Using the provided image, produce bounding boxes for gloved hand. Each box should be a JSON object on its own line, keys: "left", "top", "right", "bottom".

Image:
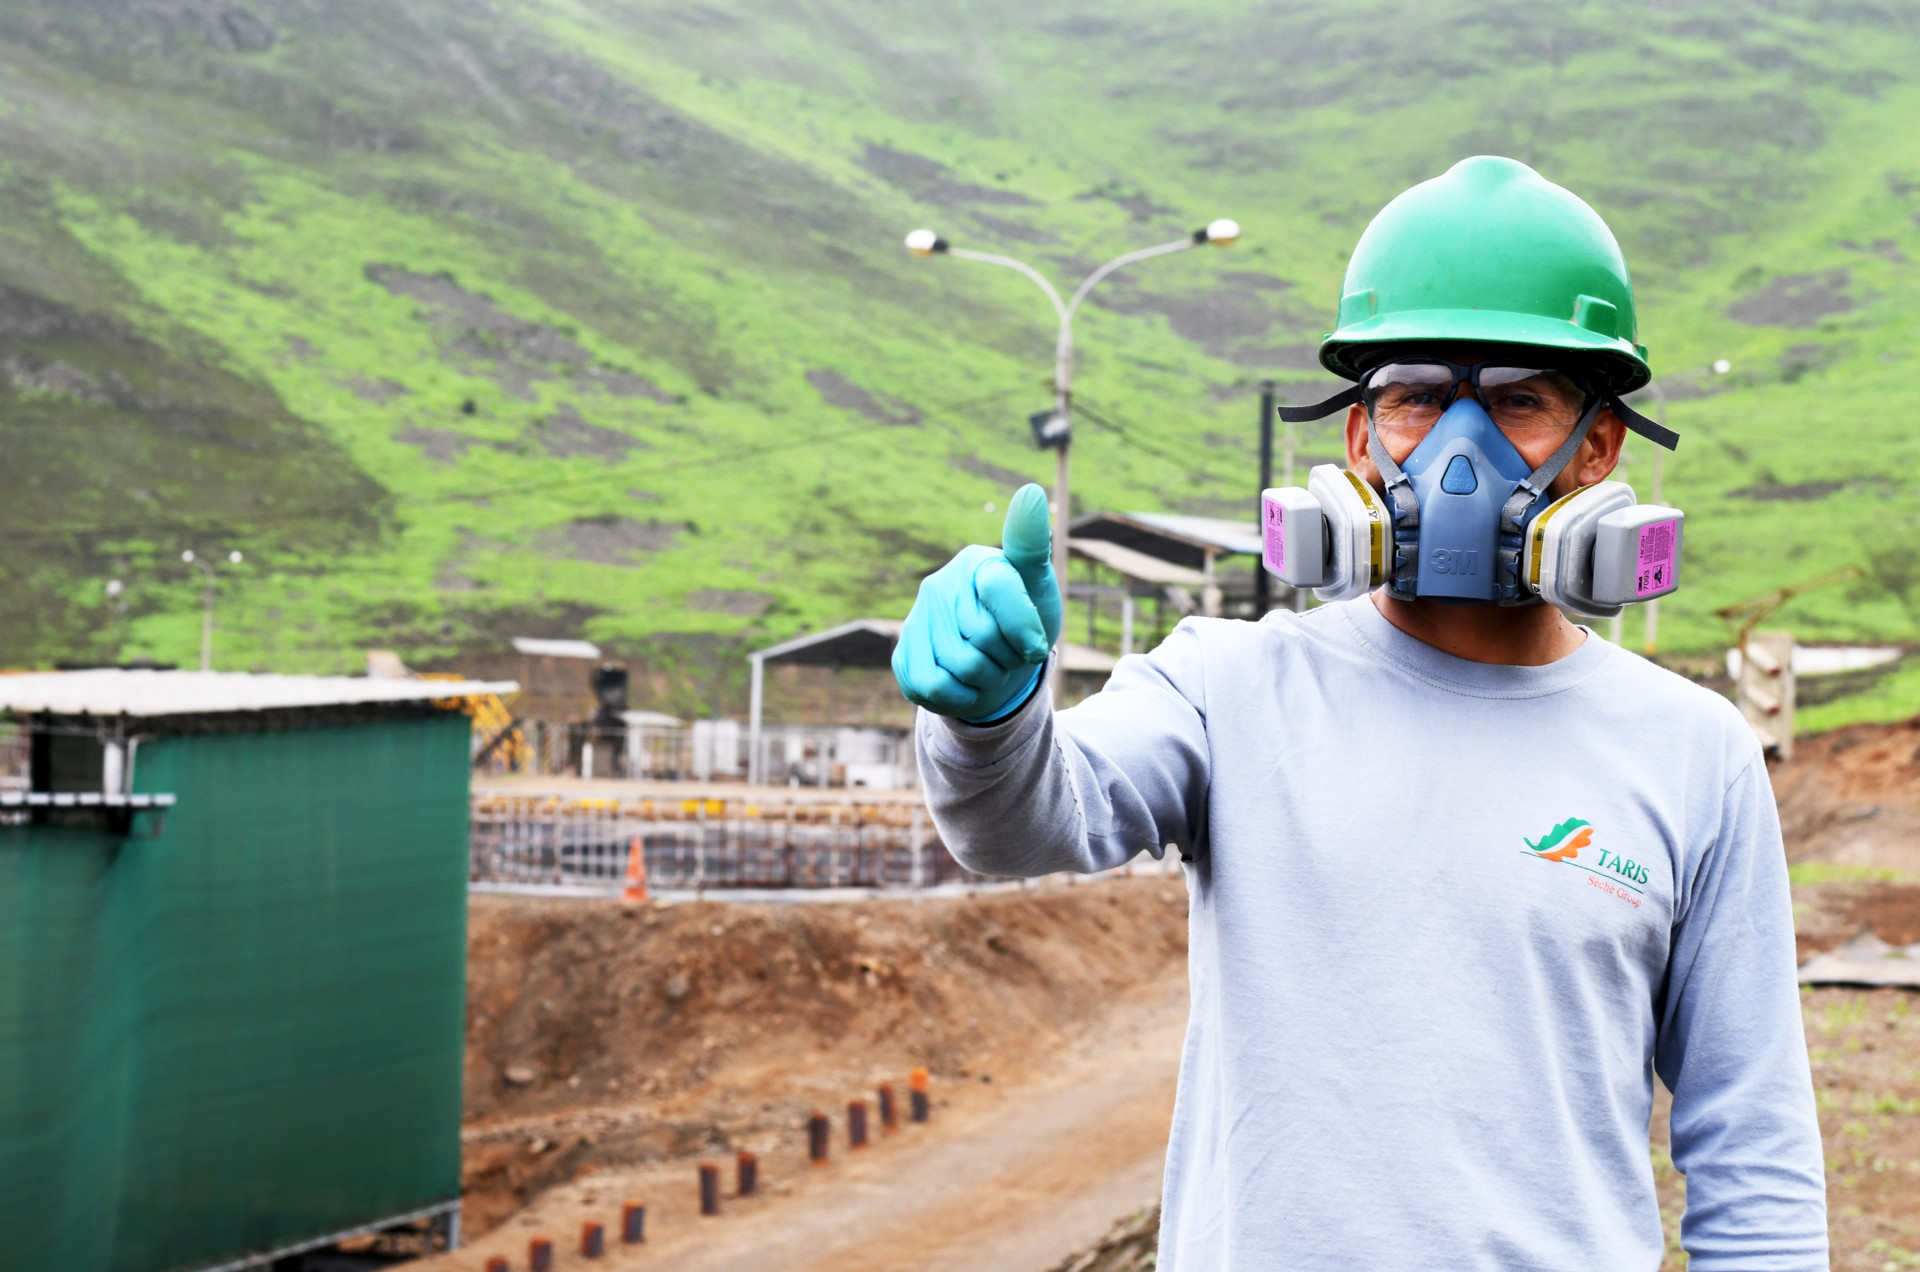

{"left": 893, "top": 482, "right": 1063, "bottom": 723}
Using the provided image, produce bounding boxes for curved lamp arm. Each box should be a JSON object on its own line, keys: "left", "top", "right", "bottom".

{"left": 1065, "top": 238, "right": 1195, "bottom": 322}
{"left": 904, "top": 221, "right": 1238, "bottom": 394}
{"left": 944, "top": 247, "right": 1070, "bottom": 325}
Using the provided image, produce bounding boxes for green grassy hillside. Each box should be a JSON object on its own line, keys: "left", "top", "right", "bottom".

{"left": 4, "top": 0, "right": 1920, "bottom": 716}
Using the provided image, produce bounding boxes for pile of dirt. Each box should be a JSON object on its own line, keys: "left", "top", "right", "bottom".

{"left": 1769, "top": 719, "right": 1920, "bottom": 958}
{"left": 1773, "top": 719, "right": 1920, "bottom": 871}
{"left": 461, "top": 876, "right": 1188, "bottom": 1234}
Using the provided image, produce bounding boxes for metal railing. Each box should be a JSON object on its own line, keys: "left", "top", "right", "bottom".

{"left": 469, "top": 791, "right": 985, "bottom": 892}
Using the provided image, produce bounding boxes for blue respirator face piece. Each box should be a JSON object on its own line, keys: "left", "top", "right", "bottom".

{"left": 1394, "top": 398, "right": 1536, "bottom": 603}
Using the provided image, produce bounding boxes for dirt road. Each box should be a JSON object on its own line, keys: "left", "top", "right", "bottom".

{"left": 427, "top": 966, "right": 1181, "bottom": 1272}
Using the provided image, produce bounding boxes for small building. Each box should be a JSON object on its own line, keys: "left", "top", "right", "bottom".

{"left": 0, "top": 668, "right": 512, "bottom": 1270}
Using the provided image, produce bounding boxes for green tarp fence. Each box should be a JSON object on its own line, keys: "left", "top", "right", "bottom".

{"left": 0, "top": 714, "right": 470, "bottom": 1271}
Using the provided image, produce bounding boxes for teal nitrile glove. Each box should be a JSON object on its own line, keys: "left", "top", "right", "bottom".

{"left": 893, "top": 483, "right": 1064, "bottom": 723}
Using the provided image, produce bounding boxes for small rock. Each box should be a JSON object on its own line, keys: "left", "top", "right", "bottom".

{"left": 568, "top": 1074, "right": 582, "bottom": 1088}
{"left": 665, "top": 975, "right": 690, "bottom": 1004}
{"left": 504, "top": 1065, "right": 538, "bottom": 1086}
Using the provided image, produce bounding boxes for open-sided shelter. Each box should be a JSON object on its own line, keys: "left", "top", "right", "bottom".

{"left": 0, "top": 668, "right": 512, "bottom": 1271}
{"left": 1069, "top": 510, "right": 1268, "bottom": 617}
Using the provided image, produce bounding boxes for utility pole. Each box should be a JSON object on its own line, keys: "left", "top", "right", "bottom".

{"left": 1253, "top": 380, "right": 1274, "bottom": 616}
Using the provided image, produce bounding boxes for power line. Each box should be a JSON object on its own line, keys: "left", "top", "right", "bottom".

{"left": 1071, "top": 396, "right": 1236, "bottom": 485}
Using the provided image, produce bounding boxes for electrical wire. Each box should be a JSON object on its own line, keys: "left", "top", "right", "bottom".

{"left": 1070, "top": 396, "right": 1241, "bottom": 485}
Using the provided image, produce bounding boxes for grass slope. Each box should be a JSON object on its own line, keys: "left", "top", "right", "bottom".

{"left": 2, "top": 0, "right": 1920, "bottom": 717}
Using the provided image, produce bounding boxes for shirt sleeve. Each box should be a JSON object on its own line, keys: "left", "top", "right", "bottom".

{"left": 914, "top": 620, "right": 1212, "bottom": 877}
{"left": 1654, "top": 755, "right": 1828, "bottom": 1270}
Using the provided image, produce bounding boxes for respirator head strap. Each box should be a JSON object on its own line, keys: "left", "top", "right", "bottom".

{"left": 1496, "top": 393, "right": 1603, "bottom": 603}
{"left": 1498, "top": 391, "right": 1606, "bottom": 539}
{"left": 1610, "top": 395, "right": 1680, "bottom": 451}
{"left": 1364, "top": 411, "right": 1421, "bottom": 597}
{"left": 1276, "top": 384, "right": 1363, "bottom": 423}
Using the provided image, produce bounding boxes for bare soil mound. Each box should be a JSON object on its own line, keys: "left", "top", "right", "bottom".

{"left": 1773, "top": 720, "right": 1920, "bottom": 873}
{"left": 1770, "top": 719, "right": 1920, "bottom": 958}
{"left": 460, "top": 876, "right": 1188, "bottom": 1234}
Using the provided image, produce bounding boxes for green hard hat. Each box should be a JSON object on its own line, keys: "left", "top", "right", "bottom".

{"left": 1319, "top": 156, "right": 1650, "bottom": 393}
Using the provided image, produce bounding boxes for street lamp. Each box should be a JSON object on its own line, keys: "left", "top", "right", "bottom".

{"left": 904, "top": 219, "right": 1241, "bottom": 702}
{"left": 182, "top": 549, "right": 243, "bottom": 671}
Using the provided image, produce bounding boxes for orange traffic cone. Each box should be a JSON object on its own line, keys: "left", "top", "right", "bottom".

{"left": 622, "top": 836, "right": 649, "bottom": 905}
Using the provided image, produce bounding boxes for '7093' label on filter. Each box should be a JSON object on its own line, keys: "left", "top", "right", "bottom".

{"left": 1635, "top": 519, "right": 1677, "bottom": 597}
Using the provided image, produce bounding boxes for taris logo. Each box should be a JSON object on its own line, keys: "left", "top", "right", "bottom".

{"left": 1525, "top": 817, "right": 1591, "bottom": 862}
{"left": 1522, "top": 817, "right": 1648, "bottom": 900}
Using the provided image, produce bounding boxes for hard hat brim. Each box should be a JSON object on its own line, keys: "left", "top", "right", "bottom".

{"left": 1320, "top": 308, "right": 1651, "bottom": 394}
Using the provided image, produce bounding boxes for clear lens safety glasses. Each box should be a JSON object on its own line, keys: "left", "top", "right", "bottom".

{"left": 1362, "top": 359, "right": 1595, "bottom": 433}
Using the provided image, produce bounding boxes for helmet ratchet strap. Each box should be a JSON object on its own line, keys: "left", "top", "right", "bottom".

{"left": 1275, "top": 385, "right": 1362, "bottom": 424}
{"left": 1610, "top": 396, "right": 1680, "bottom": 451}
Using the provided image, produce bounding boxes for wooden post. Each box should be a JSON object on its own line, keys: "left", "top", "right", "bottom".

{"left": 1737, "top": 630, "right": 1796, "bottom": 760}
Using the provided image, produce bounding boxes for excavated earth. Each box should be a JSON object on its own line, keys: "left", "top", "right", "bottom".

{"left": 456, "top": 874, "right": 1189, "bottom": 1240}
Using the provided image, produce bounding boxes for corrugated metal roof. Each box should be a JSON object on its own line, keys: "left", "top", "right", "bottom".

{"left": 0, "top": 670, "right": 519, "bottom": 717}
{"left": 1069, "top": 511, "right": 1262, "bottom": 570}
{"left": 1069, "top": 537, "right": 1211, "bottom": 586}
{"left": 1113, "top": 512, "right": 1262, "bottom": 556}
{"left": 750, "top": 619, "right": 904, "bottom": 667}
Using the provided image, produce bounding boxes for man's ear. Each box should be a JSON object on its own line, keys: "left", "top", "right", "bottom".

{"left": 1571, "top": 409, "right": 1628, "bottom": 487}
{"left": 1344, "top": 404, "right": 1381, "bottom": 486}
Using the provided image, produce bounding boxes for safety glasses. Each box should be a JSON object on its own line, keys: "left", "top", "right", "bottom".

{"left": 1361, "top": 359, "right": 1595, "bottom": 433}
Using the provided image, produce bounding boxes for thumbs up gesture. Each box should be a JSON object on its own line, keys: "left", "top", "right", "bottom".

{"left": 893, "top": 483, "right": 1064, "bottom": 722}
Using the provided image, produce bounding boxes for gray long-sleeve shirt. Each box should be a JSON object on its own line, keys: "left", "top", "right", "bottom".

{"left": 916, "top": 597, "right": 1826, "bottom": 1271}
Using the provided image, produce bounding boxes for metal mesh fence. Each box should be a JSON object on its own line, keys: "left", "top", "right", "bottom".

{"left": 470, "top": 792, "right": 986, "bottom": 891}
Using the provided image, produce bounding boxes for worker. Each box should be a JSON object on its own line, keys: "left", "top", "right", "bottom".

{"left": 893, "top": 157, "right": 1825, "bottom": 1269}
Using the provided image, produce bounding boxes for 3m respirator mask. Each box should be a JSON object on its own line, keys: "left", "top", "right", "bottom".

{"left": 1260, "top": 357, "right": 1684, "bottom": 616}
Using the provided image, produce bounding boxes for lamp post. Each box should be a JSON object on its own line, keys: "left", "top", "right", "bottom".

{"left": 182, "top": 549, "right": 243, "bottom": 671}
{"left": 904, "top": 218, "right": 1241, "bottom": 702}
